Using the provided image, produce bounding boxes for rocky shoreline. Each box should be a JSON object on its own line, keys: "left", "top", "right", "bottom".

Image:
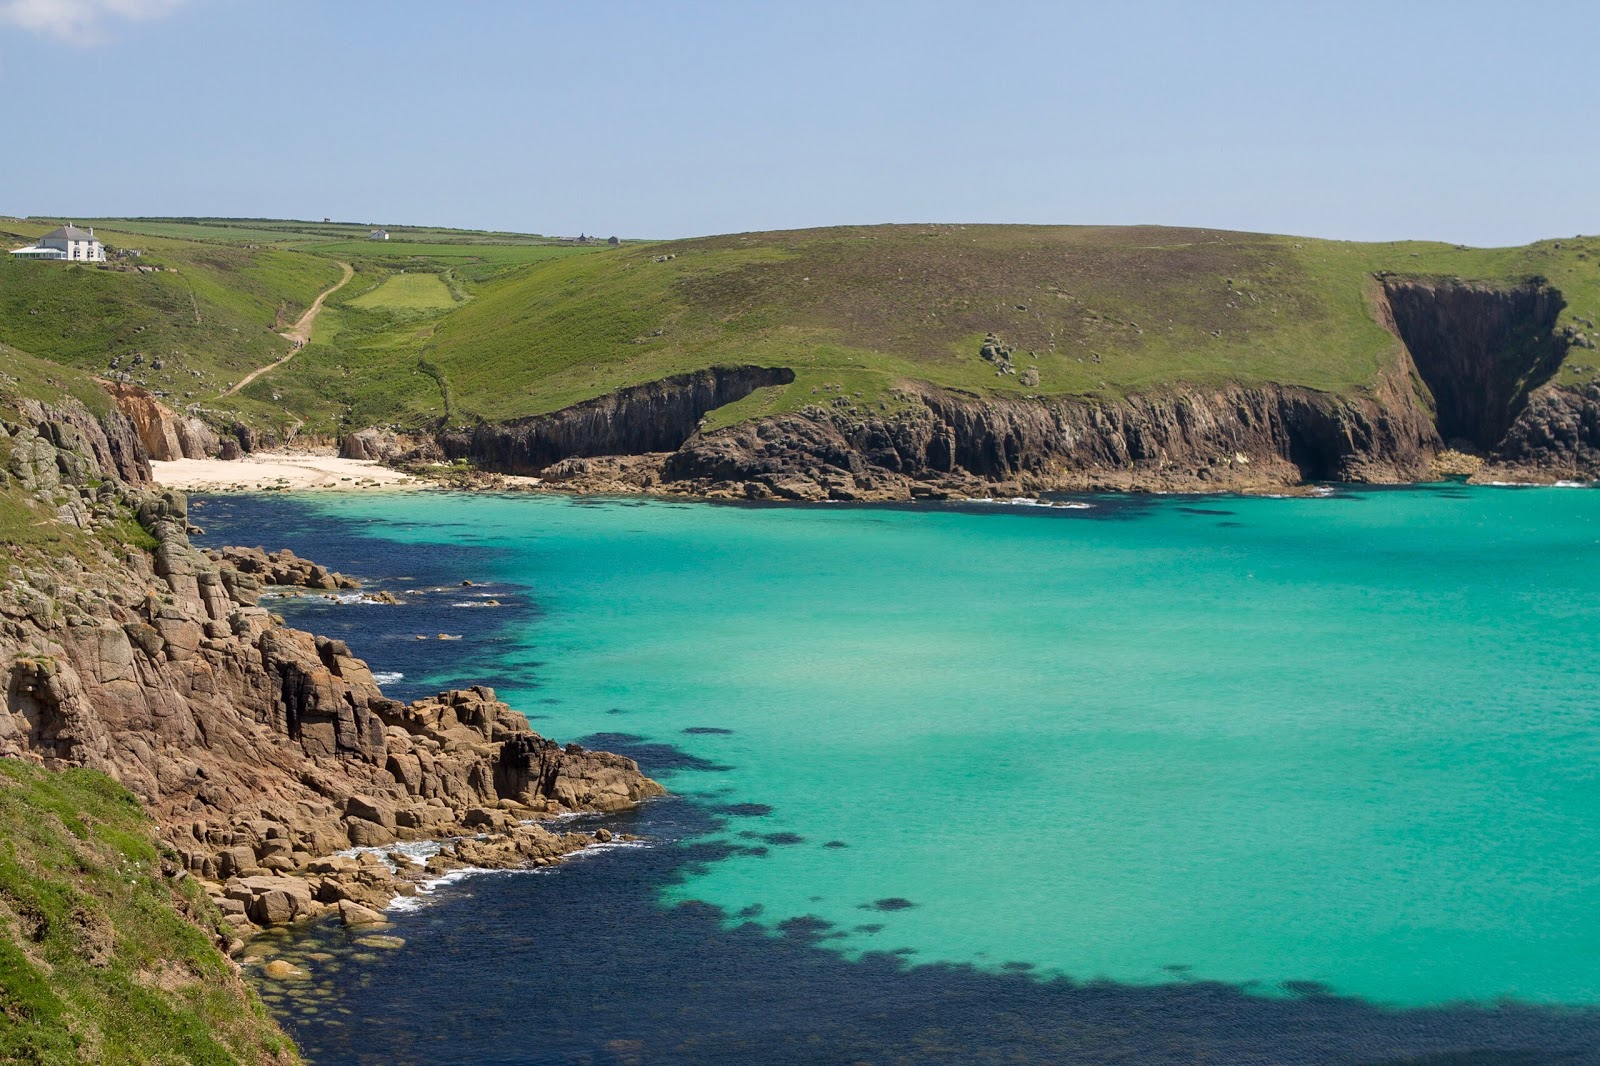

{"left": 1, "top": 393, "right": 663, "bottom": 970}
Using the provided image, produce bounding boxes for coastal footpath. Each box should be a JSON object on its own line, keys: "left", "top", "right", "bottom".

{"left": 0, "top": 378, "right": 661, "bottom": 1061}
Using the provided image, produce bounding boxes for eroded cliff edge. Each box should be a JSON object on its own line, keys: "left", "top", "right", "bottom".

{"left": 339, "top": 274, "right": 1600, "bottom": 500}
{"left": 1, "top": 391, "right": 663, "bottom": 952}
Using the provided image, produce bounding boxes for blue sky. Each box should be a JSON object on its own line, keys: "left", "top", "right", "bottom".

{"left": 0, "top": 0, "right": 1591, "bottom": 245}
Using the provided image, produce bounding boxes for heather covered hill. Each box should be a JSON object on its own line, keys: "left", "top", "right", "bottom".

{"left": 422, "top": 224, "right": 1600, "bottom": 426}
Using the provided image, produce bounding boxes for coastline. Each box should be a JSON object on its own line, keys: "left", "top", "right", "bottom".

{"left": 154, "top": 447, "right": 1595, "bottom": 502}
{"left": 151, "top": 452, "right": 425, "bottom": 491}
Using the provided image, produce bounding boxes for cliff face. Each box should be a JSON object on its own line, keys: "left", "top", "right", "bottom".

{"left": 1, "top": 396, "right": 662, "bottom": 944}
{"left": 1380, "top": 278, "right": 1568, "bottom": 451}
{"left": 103, "top": 381, "right": 222, "bottom": 461}
{"left": 357, "top": 274, "right": 1600, "bottom": 497}
{"left": 436, "top": 365, "right": 795, "bottom": 475}
{"left": 660, "top": 369, "right": 1438, "bottom": 500}
{"left": 427, "top": 359, "right": 1440, "bottom": 501}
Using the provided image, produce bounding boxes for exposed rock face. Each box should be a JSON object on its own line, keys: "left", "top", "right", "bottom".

{"left": 1, "top": 401, "right": 663, "bottom": 940}
{"left": 104, "top": 381, "right": 219, "bottom": 460}
{"left": 659, "top": 371, "right": 1438, "bottom": 500}
{"left": 204, "top": 544, "right": 359, "bottom": 591}
{"left": 1381, "top": 278, "right": 1567, "bottom": 451}
{"left": 436, "top": 365, "right": 795, "bottom": 475}
{"left": 340, "top": 427, "right": 401, "bottom": 461}
{"left": 1496, "top": 380, "right": 1600, "bottom": 474}
{"left": 14, "top": 395, "right": 151, "bottom": 486}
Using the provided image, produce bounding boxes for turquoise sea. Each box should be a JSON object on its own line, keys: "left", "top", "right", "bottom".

{"left": 204, "top": 485, "right": 1600, "bottom": 1061}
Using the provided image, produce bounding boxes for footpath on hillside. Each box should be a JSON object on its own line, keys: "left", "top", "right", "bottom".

{"left": 221, "top": 260, "right": 353, "bottom": 398}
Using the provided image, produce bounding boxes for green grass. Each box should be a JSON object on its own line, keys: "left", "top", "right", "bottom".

{"left": 345, "top": 272, "right": 459, "bottom": 312}
{"left": 406, "top": 224, "right": 1600, "bottom": 425}
{"left": 0, "top": 760, "right": 297, "bottom": 1065}
{"left": 10, "top": 219, "right": 1600, "bottom": 442}
{"left": 0, "top": 221, "right": 342, "bottom": 406}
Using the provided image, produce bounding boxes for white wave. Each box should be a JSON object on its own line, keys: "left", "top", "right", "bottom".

{"left": 386, "top": 866, "right": 509, "bottom": 912}
{"left": 336, "top": 838, "right": 447, "bottom": 872}
{"left": 961, "top": 497, "right": 1093, "bottom": 509}
{"left": 371, "top": 671, "right": 404, "bottom": 685}
{"left": 1481, "top": 478, "right": 1594, "bottom": 488}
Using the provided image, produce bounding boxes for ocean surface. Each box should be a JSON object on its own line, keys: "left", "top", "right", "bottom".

{"left": 193, "top": 485, "right": 1600, "bottom": 1064}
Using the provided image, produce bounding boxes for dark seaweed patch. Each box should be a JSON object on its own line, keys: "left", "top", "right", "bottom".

{"left": 761, "top": 833, "right": 805, "bottom": 846}
{"left": 579, "top": 734, "right": 733, "bottom": 774}
{"left": 683, "top": 726, "right": 735, "bottom": 735}
{"left": 777, "top": 916, "right": 837, "bottom": 942}
{"left": 717, "top": 803, "right": 774, "bottom": 818}
{"left": 822, "top": 840, "right": 849, "bottom": 849}
{"left": 1179, "top": 507, "right": 1236, "bottom": 516}
{"left": 865, "top": 898, "right": 916, "bottom": 912}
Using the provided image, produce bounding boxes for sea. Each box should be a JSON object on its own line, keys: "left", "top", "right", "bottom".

{"left": 191, "top": 484, "right": 1600, "bottom": 1064}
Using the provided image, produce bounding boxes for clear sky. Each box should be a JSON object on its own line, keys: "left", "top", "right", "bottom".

{"left": 0, "top": 0, "right": 1592, "bottom": 246}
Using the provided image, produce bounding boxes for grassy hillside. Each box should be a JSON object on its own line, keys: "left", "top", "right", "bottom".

{"left": 0, "top": 760, "right": 295, "bottom": 1065}
{"left": 417, "top": 225, "right": 1600, "bottom": 427}
{"left": 0, "top": 221, "right": 342, "bottom": 403}
{"left": 6, "top": 219, "right": 1600, "bottom": 441}
{"left": 0, "top": 217, "right": 624, "bottom": 438}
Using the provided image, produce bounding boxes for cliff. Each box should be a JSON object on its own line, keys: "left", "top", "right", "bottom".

{"left": 0, "top": 383, "right": 664, "bottom": 1059}
{"left": 344, "top": 273, "right": 1600, "bottom": 499}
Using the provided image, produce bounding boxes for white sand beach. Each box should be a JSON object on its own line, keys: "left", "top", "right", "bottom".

{"left": 151, "top": 453, "right": 422, "bottom": 492}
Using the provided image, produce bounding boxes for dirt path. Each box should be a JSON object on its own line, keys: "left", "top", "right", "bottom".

{"left": 221, "top": 261, "right": 353, "bottom": 398}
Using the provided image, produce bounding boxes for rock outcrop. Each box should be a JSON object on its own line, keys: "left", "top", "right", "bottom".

{"left": 104, "top": 381, "right": 221, "bottom": 460}
{"left": 1, "top": 394, "right": 663, "bottom": 943}
{"left": 204, "top": 544, "right": 359, "bottom": 591}
{"left": 436, "top": 365, "right": 795, "bottom": 475}
{"left": 656, "top": 369, "right": 1438, "bottom": 500}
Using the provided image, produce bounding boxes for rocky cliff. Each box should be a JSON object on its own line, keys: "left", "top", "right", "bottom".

{"left": 435, "top": 365, "right": 795, "bottom": 475}
{"left": 103, "top": 381, "right": 224, "bottom": 461}
{"left": 1, "top": 392, "right": 663, "bottom": 948}
{"left": 340, "top": 273, "right": 1600, "bottom": 498}
{"left": 412, "top": 357, "right": 1442, "bottom": 501}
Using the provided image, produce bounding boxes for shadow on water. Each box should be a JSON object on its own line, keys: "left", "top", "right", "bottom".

{"left": 256, "top": 790, "right": 1600, "bottom": 1066}
{"left": 209, "top": 494, "right": 1600, "bottom": 1064}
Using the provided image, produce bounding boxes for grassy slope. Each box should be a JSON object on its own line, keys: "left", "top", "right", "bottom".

{"left": 418, "top": 225, "right": 1600, "bottom": 427}
{"left": 9, "top": 219, "right": 1600, "bottom": 438}
{"left": 0, "top": 217, "right": 618, "bottom": 437}
{"left": 0, "top": 761, "right": 296, "bottom": 1065}
{"left": 0, "top": 221, "right": 342, "bottom": 404}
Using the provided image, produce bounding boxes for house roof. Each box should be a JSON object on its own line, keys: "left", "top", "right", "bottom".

{"left": 41, "top": 225, "right": 96, "bottom": 241}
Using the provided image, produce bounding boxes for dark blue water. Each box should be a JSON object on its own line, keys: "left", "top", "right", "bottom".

{"left": 197, "top": 492, "right": 1600, "bottom": 1065}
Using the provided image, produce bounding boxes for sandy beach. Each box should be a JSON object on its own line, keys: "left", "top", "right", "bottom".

{"left": 151, "top": 453, "right": 423, "bottom": 492}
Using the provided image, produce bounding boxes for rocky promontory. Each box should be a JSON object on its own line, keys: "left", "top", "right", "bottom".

{"left": 1, "top": 390, "right": 663, "bottom": 955}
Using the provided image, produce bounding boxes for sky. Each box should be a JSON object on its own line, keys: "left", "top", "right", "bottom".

{"left": 0, "top": 0, "right": 1592, "bottom": 246}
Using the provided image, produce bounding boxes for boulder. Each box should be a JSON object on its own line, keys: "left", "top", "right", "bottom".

{"left": 337, "top": 900, "right": 388, "bottom": 927}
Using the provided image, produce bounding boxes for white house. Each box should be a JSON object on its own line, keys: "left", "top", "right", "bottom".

{"left": 368, "top": 228, "right": 390, "bottom": 241}
{"left": 10, "top": 225, "right": 106, "bottom": 262}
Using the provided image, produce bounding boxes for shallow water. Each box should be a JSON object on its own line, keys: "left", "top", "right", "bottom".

{"left": 196, "top": 486, "right": 1600, "bottom": 1062}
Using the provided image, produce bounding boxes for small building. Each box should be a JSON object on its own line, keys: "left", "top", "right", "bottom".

{"left": 368, "top": 228, "right": 390, "bottom": 241}
{"left": 10, "top": 224, "right": 106, "bottom": 262}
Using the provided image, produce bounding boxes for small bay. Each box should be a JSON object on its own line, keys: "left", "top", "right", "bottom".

{"left": 201, "top": 485, "right": 1600, "bottom": 1060}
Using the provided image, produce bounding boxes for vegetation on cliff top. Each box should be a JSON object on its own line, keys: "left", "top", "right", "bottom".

{"left": 422, "top": 225, "right": 1600, "bottom": 427}
{"left": 0, "top": 760, "right": 296, "bottom": 1065}
{"left": 5, "top": 218, "right": 1600, "bottom": 441}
